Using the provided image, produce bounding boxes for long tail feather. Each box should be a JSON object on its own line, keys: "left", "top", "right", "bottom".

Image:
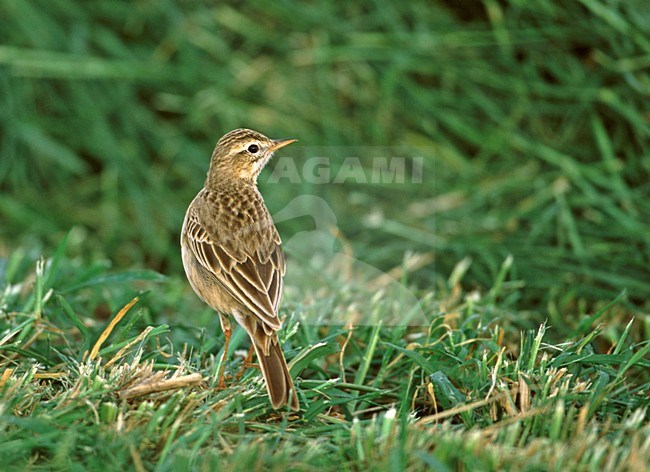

{"left": 253, "top": 339, "right": 299, "bottom": 411}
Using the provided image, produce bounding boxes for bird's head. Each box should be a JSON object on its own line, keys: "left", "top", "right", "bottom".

{"left": 206, "top": 128, "right": 296, "bottom": 185}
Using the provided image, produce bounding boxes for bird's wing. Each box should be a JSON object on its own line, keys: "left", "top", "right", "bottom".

{"left": 184, "top": 209, "right": 285, "bottom": 331}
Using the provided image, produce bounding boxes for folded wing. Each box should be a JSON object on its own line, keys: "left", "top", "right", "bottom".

{"left": 184, "top": 210, "right": 285, "bottom": 332}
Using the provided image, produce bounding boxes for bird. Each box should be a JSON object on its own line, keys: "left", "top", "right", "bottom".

{"left": 180, "top": 128, "right": 299, "bottom": 411}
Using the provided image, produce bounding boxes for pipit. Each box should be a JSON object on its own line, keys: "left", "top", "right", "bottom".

{"left": 181, "top": 128, "right": 299, "bottom": 411}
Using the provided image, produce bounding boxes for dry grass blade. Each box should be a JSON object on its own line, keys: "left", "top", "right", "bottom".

{"left": 0, "top": 368, "right": 15, "bottom": 387}
{"left": 88, "top": 296, "right": 139, "bottom": 362}
{"left": 129, "top": 444, "right": 146, "bottom": 472}
{"left": 415, "top": 389, "right": 515, "bottom": 427}
{"left": 105, "top": 326, "right": 154, "bottom": 369}
{"left": 119, "top": 373, "right": 203, "bottom": 399}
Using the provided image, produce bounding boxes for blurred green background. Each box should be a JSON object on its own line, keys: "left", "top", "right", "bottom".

{"left": 1, "top": 0, "right": 649, "bottom": 310}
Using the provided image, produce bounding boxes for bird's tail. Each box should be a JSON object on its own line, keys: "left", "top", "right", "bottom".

{"left": 253, "top": 337, "right": 299, "bottom": 411}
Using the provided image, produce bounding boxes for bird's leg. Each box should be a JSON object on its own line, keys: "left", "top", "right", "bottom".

{"left": 235, "top": 345, "right": 257, "bottom": 380}
{"left": 217, "top": 327, "right": 231, "bottom": 389}
{"left": 217, "top": 315, "right": 232, "bottom": 390}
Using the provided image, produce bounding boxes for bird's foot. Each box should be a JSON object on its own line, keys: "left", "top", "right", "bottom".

{"left": 235, "top": 345, "right": 259, "bottom": 380}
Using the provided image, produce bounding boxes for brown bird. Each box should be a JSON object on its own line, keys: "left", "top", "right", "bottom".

{"left": 181, "top": 128, "right": 299, "bottom": 411}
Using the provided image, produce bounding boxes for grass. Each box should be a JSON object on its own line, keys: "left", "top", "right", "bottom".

{"left": 1, "top": 0, "right": 649, "bottom": 470}
{"left": 0, "top": 244, "right": 648, "bottom": 470}
{"left": 1, "top": 0, "right": 649, "bottom": 304}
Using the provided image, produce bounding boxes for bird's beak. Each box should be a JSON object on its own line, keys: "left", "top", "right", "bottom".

{"left": 269, "top": 138, "right": 297, "bottom": 152}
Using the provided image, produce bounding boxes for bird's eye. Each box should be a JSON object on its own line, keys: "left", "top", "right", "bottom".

{"left": 247, "top": 144, "right": 259, "bottom": 154}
